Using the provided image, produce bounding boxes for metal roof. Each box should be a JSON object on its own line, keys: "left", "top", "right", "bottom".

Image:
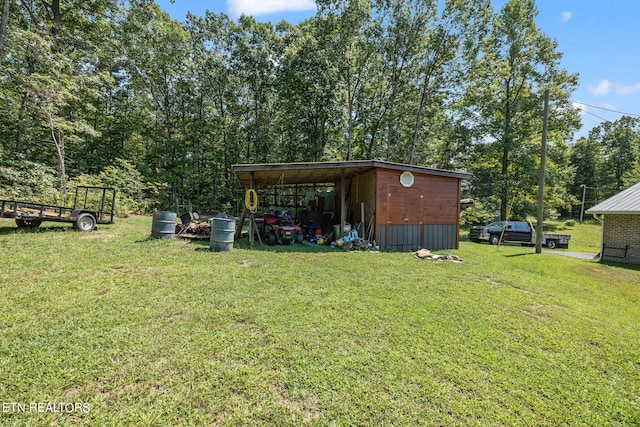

{"left": 586, "top": 181, "right": 640, "bottom": 214}
{"left": 232, "top": 160, "right": 471, "bottom": 187}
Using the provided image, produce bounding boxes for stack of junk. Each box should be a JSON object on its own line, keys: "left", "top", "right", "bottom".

{"left": 152, "top": 211, "right": 236, "bottom": 252}
{"left": 175, "top": 211, "right": 211, "bottom": 240}
{"left": 248, "top": 203, "right": 377, "bottom": 251}
{"left": 154, "top": 207, "right": 380, "bottom": 252}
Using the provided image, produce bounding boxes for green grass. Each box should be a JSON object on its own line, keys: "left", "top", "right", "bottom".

{"left": 1, "top": 217, "right": 639, "bottom": 426}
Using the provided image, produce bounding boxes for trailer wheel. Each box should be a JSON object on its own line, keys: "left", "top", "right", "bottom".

{"left": 546, "top": 239, "right": 557, "bottom": 249}
{"left": 16, "top": 219, "right": 42, "bottom": 228}
{"left": 74, "top": 213, "right": 96, "bottom": 232}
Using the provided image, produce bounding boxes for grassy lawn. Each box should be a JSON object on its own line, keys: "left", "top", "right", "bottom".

{"left": 1, "top": 216, "right": 638, "bottom": 426}
{"left": 540, "top": 220, "right": 603, "bottom": 253}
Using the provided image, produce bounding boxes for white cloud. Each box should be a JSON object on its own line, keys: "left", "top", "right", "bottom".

{"left": 588, "top": 80, "right": 611, "bottom": 96}
{"left": 588, "top": 79, "right": 640, "bottom": 96}
{"left": 616, "top": 82, "right": 640, "bottom": 95}
{"left": 227, "top": 0, "right": 316, "bottom": 17}
{"left": 560, "top": 11, "right": 572, "bottom": 23}
{"left": 571, "top": 102, "right": 587, "bottom": 115}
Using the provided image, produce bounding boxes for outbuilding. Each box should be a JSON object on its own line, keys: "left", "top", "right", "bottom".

{"left": 586, "top": 181, "right": 640, "bottom": 264}
{"left": 233, "top": 160, "right": 470, "bottom": 251}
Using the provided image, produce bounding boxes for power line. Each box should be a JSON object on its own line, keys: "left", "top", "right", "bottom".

{"left": 582, "top": 109, "right": 610, "bottom": 122}
{"left": 573, "top": 101, "right": 640, "bottom": 118}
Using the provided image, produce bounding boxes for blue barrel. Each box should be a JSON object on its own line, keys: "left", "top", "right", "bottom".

{"left": 210, "top": 217, "right": 236, "bottom": 252}
{"left": 151, "top": 211, "right": 177, "bottom": 239}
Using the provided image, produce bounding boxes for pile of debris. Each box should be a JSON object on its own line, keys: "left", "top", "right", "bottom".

{"left": 176, "top": 221, "right": 211, "bottom": 240}
{"left": 414, "top": 249, "right": 462, "bottom": 262}
{"left": 331, "top": 235, "right": 378, "bottom": 251}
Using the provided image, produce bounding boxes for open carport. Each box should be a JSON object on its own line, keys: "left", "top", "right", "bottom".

{"left": 233, "top": 160, "right": 470, "bottom": 251}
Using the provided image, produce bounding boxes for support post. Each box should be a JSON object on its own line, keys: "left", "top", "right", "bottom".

{"left": 580, "top": 184, "right": 587, "bottom": 224}
{"left": 536, "top": 90, "right": 549, "bottom": 254}
{"left": 249, "top": 172, "right": 255, "bottom": 248}
{"left": 340, "top": 170, "right": 346, "bottom": 236}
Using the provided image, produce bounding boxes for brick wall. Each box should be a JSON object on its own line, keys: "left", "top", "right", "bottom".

{"left": 602, "top": 214, "right": 640, "bottom": 264}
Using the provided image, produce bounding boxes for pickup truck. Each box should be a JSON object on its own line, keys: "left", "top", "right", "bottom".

{"left": 469, "top": 221, "right": 570, "bottom": 249}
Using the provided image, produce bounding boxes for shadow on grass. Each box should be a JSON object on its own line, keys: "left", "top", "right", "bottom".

{"left": 502, "top": 252, "right": 537, "bottom": 258}
{"left": 0, "top": 224, "right": 74, "bottom": 236}
{"left": 228, "top": 239, "right": 339, "bottom": 253}
{"left": 185, "top": 236, "right": 357, "bottom": 254}
{"left": 599, "top": 260, "right": 640, "bottom": 272}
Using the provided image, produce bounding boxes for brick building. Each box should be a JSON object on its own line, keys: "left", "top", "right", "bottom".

{"left": 587, "top": 182, "right": 640, "bottom": 264}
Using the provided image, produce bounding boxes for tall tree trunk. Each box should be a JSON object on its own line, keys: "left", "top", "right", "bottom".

{"left": 409, "top": 73, "right": 429, "bottom": 165}
{"left": 0, "top": 0, "right": 10, "bottom": 61}
{"left": 385, "top": 81, "right": 397, "bottom": 161}
{"left": 346, "top": 75, "right": 354, "bottom": 161}
{"left": 45, "top": 109, "right": 66, "bottom": 196}
{"left": 53, "top": 129, "right": 66, "bottom": 196}
{"left": 50, "top": 0, "right": 61, "bottom": 35}
{"left": 15, "top": 91, "right": 27, "bottom": 155}
{"left": 500, "top": 144, "right": 509, "bottom": 220}
{"left": 254, "top": 95, "right": 260, "bottom": 163}
{"left": 500, "top": 78, "right": 512, "bottom": 221}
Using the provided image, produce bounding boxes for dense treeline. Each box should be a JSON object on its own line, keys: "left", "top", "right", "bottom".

{"left": 0, "top": 0, "right": 639, "bottom": 220}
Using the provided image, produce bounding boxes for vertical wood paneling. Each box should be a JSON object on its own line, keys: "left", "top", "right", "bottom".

{"left": 350, "top": 169, "right": 377, "bottom": 225}
{"left": 375, "top": 167, "right": 462, "bottom": 251}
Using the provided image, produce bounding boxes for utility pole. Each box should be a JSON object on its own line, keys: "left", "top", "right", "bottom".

{"left": 536, "top": 90, "right": 549, "bottom": 254}
{"left": 579, "top": 184, "right": 587, "bottom": 224}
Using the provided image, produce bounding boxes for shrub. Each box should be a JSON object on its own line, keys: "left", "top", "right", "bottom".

{"left": 0, "top": 157, "right": 62, "bottom": 204}
{"left": 460, "top": 200, "right": 496, "bottom": 225}
{"left": 69, "top": 159, "right": 153, "bottom": 216}
{"left": 564, "top": 219, "right": 576, "bottom": 227}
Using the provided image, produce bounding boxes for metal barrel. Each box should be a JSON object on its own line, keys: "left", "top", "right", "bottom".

{"left": 210, "top": 217, "right": 236, "bottom": 252}
{"left": 151, "top": 211, "right": 177, "bottom": 239}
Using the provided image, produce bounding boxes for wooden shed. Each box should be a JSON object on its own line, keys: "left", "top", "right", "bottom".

{"left": 233, "top": 160, "right": 470, "bottom": 251}
{"left": 586, "top": 181, "right": 640, "bottom": 264}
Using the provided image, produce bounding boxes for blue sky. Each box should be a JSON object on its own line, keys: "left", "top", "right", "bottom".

{"left": 157, "top": 0, "right": 640, "bottom": 141}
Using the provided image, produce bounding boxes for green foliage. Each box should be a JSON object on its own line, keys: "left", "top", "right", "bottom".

{"left": 587, "top": 116, "right": 640, "bottom": 199}
{"left": 460, "top": 199, "right": 497, "bottom": 225}
{"left": 565, "top": 117, "right": 640, "bottom": 219}
{"left": 462, "top": 0, "right": 579, "bottom": 220}
{"left": 69, "top": 159, "right": 153, "bottom": 215}
{"left": 0, "top": 156, "right": 62, "bottom": 204}
{"left": 564, "top": 219, "right": 576, "bottom": 227}
{"left": 4, "top": 0, "right": 630, "bottom": 226}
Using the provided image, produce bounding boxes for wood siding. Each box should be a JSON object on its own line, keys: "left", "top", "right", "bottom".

{"left": 349, "top": 169, "right": 377, "bottom": 226}
{"left": 375, "top": 168, "right": 461, "bottom": 250}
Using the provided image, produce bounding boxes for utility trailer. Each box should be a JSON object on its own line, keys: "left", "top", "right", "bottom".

{"left": 0, "top": 186, "right": 116, "bottom": 231}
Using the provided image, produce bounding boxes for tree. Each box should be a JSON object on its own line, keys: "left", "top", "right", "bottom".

{"left": 186, "top": 11, "right": 246, "bottom": 208}
{"left": 588, "top": 116, "right": 640, "bottom": 198}
{"left": 463, "top": 0, "right": 579, "bottom": 220}
{"left": 1, "top": 0, "right": 120, "bottom": 195}
{"left": 568, "top": 137, "right": 601, "bottom": 216}
{"left": 274, "top": 17, "right": 340, "bottom": 161}
{"left": 119, "top": 2, "right": 194, "bottom": 205}
{"left": 0, "top": 0, "right": 9, "bottom": 61}
{"left": 230, "top": 15, "right": 282, "bottom": 163}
